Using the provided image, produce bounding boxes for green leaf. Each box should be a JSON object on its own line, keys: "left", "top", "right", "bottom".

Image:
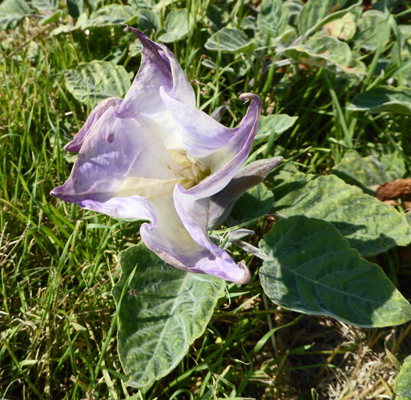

{"left": 347, "top": 87, "right": 411, "bottom": 115}
{"left": 276, "top": 26, "right": 299, "bottom": 47}
{"left": 33, "top": 0, "right": 57, "bottom": 10}
{"left": 391, "top": 25, "right": 411, "bottom": 86}
{"left": 278, "top": 36, "right": 366, "bottom": 79}
{"left": 82, "top": 5, "right": 136, "bottom": 29}
{"left": 324, "top": 12, "right": 356, "bottom": 41}
{"left": 259, "top": 216, "right": 411, "bottom": 327}
{"left": 64, "top": 61, "right": 130, "bottom": 107}
{"left": 257, "top": 0, "right": 289, "bottom": 38}
{"left": 129, "top": 0, "right": 156, "bottom": 9}
{"left": 0, "top": 0, "right": 32, "bottom": 31}
{"left": 157, "top": 9, "right": 193, "bottom": 43}
{"left": 355, "top": 10, "right": 390, "bottom": 51}
{"left": 137, "top": 8, "right": 160, "bottom": 34}
{"left": 273, "top": 163, "right": 299, "bottom": 186}
{"left": 230, "top": 183, "right": 274, "bottom": 224}
{"left": 395, "top": 356, "right": 411, "bottom": 400}
{"left": 298, "top": 0, "right": 361, "bottom": 37}
{"left": 254, "top": 114, "right": 298, "bottom": 146}
{"left": 241, "top": 15, "right": 257, "bottom": 31}
{"left": 39, "top": 10, "right": 60, "bottom": 26}
{"left": 205, "top": 28, "right": 258, "bottom": 54}
{"left": 113, "top": 242, "right": 225, "bottom": 388}
{"left": 50, "top": 12, "right": 86, "bottom": 36}
{"left": 67, "top": 0, "right": 83, "bottom": 19}
{"left": 332, "top": 149, "right": 406, "bottom": 194}
{"left": 272, "top": 173, "right": 411, "bottom": 256}
{"left": 284, "top": 0, "right": 303, "bottom": 27}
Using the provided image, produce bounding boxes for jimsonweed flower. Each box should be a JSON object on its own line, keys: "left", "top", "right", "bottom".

{"left": 51, "top": 28, "right": 282, "bottom": 284}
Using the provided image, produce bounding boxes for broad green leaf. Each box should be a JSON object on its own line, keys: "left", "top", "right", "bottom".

{"left": 50, "top": 12, "right": 87, "bottom": 36}
{"left": 154, "top": 0, "right": 180, "bottom": 10}
{"left": 373, "top": 0, "right": 396, "bottom": 12}
{"left": 278, "top": 36, "right": 366, "bottom": 79}
{"left": 259, "top": 216, "right": 411, "bottom": 327}
{"left": 129, "top": 0, "right": 156, "bottom": 9}
{"left": 113, "top": 242, "right": 225, "bottom": 388}
{"left": 333, "top": 150, "right": 406, "bottom": 194}
{"left": 324, "top": 12, "right": 356, "bottom": 41}
{"left": 67, "top": 0, "right": 83, "bottom": 18}
{"left": 347, "top": 87, "right": 411, "bottom": 115}
{"left": 257, "top": 0, "right": 289, "bottom": 38}
{"left": 241, "top": 15, "right": 257, "bottom": 31}
{"left": 0, "top": 0, "right": 32, "bottom": 31}
{"left": 298, "top": 0, "right": 361, "bottom": 37}
{"left": 33, "top": 0, "right": 57, "bottom": 10}
{"left": 64, "top": 61, "right": 130, "bottom": 107}
{"left": 273, "top": 163, "right": 299, "bottom": 186}
{"left": 276, "top": 26, "right": 298, "bottom": 48}
{"left": 137, "top": 9, "right": 160, "bottom": 34}
{"left": 395, "top": 356, "right": 411, "bottom": 400}
{"left": 254, "top": 114, "right": 298, "bottom": 146}
{"left": 391, "top": 25, "right": 411, "bottom": 86}
{"left": 272, "top": 173, "right": 411, "bottom": 256}
{"left": 230, "top": 183, "right": 274, "bottom": 224}
{"left": 356, "top": 10, "right": 390, "bottom": 51}
{"left": 157, "top": 9, "right": 193, "bottom": 43}
{"left": 82, "top": 5, "right": 136, "bottom": 29}
{"left": 39, "top": 10, "right": 60, "bottom": 26}
{"left": 205, "top": 28, "right": 258, "bottom": 54}
{"left": 284, "top": 0, "right": 303, "bottom": 27}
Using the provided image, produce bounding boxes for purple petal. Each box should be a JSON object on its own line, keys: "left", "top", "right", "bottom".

{"left": 51, "top": 107, "right": 185, "bottom": 205}
{"left": 160, "top": 88, "right": 236, "bottom": 157}
{"left": 184, "top": 93, "right": 263, "bottom": 200}
{"left": 173, "top": 187, "right": 218, "bottom": 256}
{"left": 164, "top": 94, "right": 261, "bottom": 283}
{"left": 113, "top": 28, "right": 195, "bottom": 151}
{"left": 73, "top": 192, "right": 250, "bottom": 283}
{"left": 75, "top": 195, "right": 156, "bottom": 221}
{"left": 124, "top": 27, "right": 172, "bottom": 83}
{"left": 140, "top": 196, "right": 251, "bottom": 283}
{"left": 64, "top": 97, "right": 122, "bottom": 152}
{"left": 208, "top": 157, "right": 283, "bottom": 229}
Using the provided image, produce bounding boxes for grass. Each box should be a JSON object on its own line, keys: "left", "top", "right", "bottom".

{"left": 1, "top": 0, "right": 411, "bottom": 398}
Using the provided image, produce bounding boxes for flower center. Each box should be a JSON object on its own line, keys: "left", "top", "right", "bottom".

{"left": 168, "top": 149, "right": 209, "bottom": 186}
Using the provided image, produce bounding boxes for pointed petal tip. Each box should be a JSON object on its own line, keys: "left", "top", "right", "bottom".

{"left": 272, "top": 155, "right": 284, "bottom": 166}
{"left": 64, "top": 141, "right": 79, "bottom": 152}
{"left": 234, "top": 262, "right": 251, "bottom": 285}
{"left": 239, "top": 93, "right": 262, "bottom": 108}
{"left": 50, "top": 185, "right": 65, "bottom": 200}
{"left": 123, "top": 25, "right": 143, "bottom": 38}
{"left": 122, "top": 26, "right": 152, "bottom": 49}
{"left": 122, "top": 25, "right": 172, "bottom": 81}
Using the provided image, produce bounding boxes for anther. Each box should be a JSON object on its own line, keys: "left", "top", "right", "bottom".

{"left": 195, "top": 160, "right": 207, "bottom": 171}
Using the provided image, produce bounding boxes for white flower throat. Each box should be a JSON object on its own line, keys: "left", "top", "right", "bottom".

{"left": 168, "top": 149, "right": 209, "bottom": 186}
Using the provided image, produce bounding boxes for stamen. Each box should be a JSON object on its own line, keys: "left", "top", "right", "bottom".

{"left": 195, "top": 160, "right": 207, "bottom": 172}
{"left": 168, "top": 149, "right": 209, "bottom": 185}
{"left": 191, "top": 165, "right": 199, "bottom": 184}
{"left": 168, "top": 164, "right": 195, "bottom": 181}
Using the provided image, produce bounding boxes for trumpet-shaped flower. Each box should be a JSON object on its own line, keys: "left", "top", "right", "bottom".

{"left": 51, "top": 28, "right": 282, "bottom": 284}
